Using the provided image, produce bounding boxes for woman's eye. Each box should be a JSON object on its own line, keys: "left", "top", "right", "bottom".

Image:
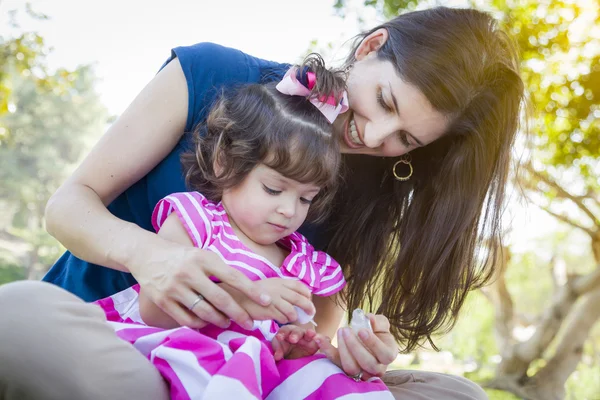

{"left": 263, "top": 185, "right": 281, "bottom": 195}
{"left": 299, "top": 197, "right": 313, "bottom": 205}
{"left": 377, "top": 90, "right": 391, "bottom": 112}
{"left": 399, "top": 132, "right": 411, "bottom": 147}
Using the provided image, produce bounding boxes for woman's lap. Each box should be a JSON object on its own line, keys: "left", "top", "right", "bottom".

{"left": 0, "top": 281, "right": 486, "bottom": 400}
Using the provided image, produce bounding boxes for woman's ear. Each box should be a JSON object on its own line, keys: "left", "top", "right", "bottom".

{"left": 355, "top": 28, "right": 389, "bottom": 61}
{"left": 213, "top": 150, "right": 225, "bottom": 177}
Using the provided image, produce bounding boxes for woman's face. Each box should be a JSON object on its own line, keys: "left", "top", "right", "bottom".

{"left": 333, "top": 31, "right": 450, "bottom": 157}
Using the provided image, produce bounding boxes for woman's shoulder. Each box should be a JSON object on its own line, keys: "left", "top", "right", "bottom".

{"left": 170, "top": 42, "right": 287, "bottom": 78}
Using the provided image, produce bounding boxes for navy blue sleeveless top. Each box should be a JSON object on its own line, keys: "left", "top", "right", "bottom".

{"left": 43, "top": 43, "right": 324, "bottom": 301}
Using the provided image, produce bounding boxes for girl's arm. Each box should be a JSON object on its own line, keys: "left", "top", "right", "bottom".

{"left": 45, "top": 58, "right": 266, "bottom": 330}
{"left": 313, "top": 293, "right": 344, "bottom": 338}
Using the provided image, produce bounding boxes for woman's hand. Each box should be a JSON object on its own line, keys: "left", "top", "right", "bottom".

{"left": 315, "top": 313, "right": 398, "bottom": 380}
{"left": 272, "top": 324, "right": 319, "bottom": 361}
{"left": 222, "top": 278, "right": 315, "bottom": 325}
{"left": 133, "top": 241, "right": 271, "bottom": 331}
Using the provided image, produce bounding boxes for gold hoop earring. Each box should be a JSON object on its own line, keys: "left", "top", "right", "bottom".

{"left": 392, "top": 154, "right": 413, "bottom": 181}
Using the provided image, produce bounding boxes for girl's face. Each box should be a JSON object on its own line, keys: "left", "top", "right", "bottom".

{"left": 332, "top": 29, "right": 450, "bottom": 157}
{"left": 221, "top": 164, "right": 320, "bottom": 246}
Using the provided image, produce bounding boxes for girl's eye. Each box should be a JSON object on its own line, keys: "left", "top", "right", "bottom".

{"left": 299, "top": 197, "right": 313, "bottom": 205}
{"left": 398, "top": 132, "right": 411, "bottom": 147}
{"left": 263, "top": 185, "right": 281, "bottom": 195}
{"left": 377, "top": 90, "right": 392, "bottom": 112}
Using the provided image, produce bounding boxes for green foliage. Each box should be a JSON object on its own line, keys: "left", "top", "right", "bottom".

{"left": 498, "top": 0, "right": 599, "bottom": 165}
{"left": 0, "top": 4, "right": 76, "bottom": 143}
{"left": 435, "top": 291, "right": 498, "bottom": 370}
{"left": 0, "top": 262, "right": 26, "bottom": 285}
{"left": 484, "top": 389, "right": 522, "bottom": 400}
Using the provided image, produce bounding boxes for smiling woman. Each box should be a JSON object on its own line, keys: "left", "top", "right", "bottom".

{"left": 336, "top": 58, "right": 449, "bottom": 156}
{"left": 0, "top": 6, "right": 522, "bottom": 400}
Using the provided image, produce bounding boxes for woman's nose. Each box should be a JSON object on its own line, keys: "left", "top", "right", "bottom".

{"left": 363, "top": 124, "right": 389, "bottom": 148}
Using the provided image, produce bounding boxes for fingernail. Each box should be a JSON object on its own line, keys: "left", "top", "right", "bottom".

{"left": 260, "top": 294, "right": 271, "bottom": 305}
{"left": 359, "top": 329, "right": 370, "bottom": 340}
{"left": 244, "top": 320, "right": 254, "bottom": 330}
{"left": 315, "top": 339, "right": 321, "bottom": 346}
{"left": 341, "top": 328, "right": 349, "bottom": 338}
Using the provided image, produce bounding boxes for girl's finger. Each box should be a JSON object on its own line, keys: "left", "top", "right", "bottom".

{"left": 315, "top": 334, "right": 340, "bottom": 366}
{"left": 271, "top": 336, "right": 286, "bottom": 361}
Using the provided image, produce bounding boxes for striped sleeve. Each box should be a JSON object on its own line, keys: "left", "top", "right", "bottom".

{"left": 312, "top": 251, "right": 346, "bottom": 296}
{"left": 151, "top": 192, "right": 214, "bottom": 248}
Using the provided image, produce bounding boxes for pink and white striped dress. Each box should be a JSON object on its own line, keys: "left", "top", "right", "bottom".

{"left": 95, "top": 192, "right": 393, "bottom": 400}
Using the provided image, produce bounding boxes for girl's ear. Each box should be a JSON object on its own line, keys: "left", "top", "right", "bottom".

{"left": 355, "top": 28, "right": 389, "bottom": 61}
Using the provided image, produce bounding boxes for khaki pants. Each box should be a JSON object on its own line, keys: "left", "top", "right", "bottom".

{"left": 0, "top": 281, "right": 488, "bottom": 400}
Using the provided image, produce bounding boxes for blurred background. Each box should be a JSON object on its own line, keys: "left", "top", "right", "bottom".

{"left": 1, "top": 0, "right": 598, "bottom": 398}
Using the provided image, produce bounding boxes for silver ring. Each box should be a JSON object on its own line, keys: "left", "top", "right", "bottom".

{"left": 189, "top": 294, "right": 205, "bottom": 311}
{"left": 349, "top": 371, "right": 363, "bottom": 382}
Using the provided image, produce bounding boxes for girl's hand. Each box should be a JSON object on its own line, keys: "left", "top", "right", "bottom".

{"left": 315, "top": 313, "right": 398, "bottom": 380}
{"left": 221, "top": 278, "right": 315, "bottom": 325}
{"left": 272, "top": 324, "right": 319, "bottom": 360}
{"left": 133, "top": 243, "right": 271, "bottom": 330}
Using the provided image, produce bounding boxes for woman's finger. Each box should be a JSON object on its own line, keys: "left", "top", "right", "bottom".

{"left": 355, "top": 327, "right": 398, "bottom": 366}
{"left": 337, "top": 328, "right": 362, "bottom": 376}
{"left": 364, "top": 314, "right": 399, "bottom": 365}
{"left": 280, "top": 291, "right": 314, "bottom": 317}
{"left": 161, "top": 301, "right": 207, "bottom": 329}
{"left": 283, "top": 280, "right": 312, "bottom": 298}
{"left": 202, "top": 251, "right": 271, "bottom": 305}
{"left": 267, "top": 306, "right": 289, "bottom": 325}
{"left": 369, "top": 313, "right": 391, "bottom": 333}
{"left": 178, "top": 289, "right": 231, "bottom": 329}
{"left": 274, "top": 298, "right": 297, "bottom": 323}
{"left": 342, "top": 328, "right": 385, "bottom": 376}
{"left": 188, "top": 272, "right": 255, "bottom": 330}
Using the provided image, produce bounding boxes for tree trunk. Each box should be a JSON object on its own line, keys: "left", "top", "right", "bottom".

{"left": 524, "top": 289, "right": 600, "bottom": 399}
{"left": 487, "top": 267, "right": 600, "bottom": 399}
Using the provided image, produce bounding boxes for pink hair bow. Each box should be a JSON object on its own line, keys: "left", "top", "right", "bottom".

{"left": 275, "top": 67, "right": 349, "bottom": 123}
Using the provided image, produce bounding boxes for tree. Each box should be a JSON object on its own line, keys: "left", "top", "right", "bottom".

{"left": 335, "top": 1, "right": 600, "bottom": 398}
{"left": 0, "top": 3, "right": 71, "bottom": 142}
{"left": 0, "top": 5, "right": 109, "bottom": 278}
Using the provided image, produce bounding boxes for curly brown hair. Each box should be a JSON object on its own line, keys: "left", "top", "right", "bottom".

{"left": 181, "top": 54, "right": 347, "bottom": 223}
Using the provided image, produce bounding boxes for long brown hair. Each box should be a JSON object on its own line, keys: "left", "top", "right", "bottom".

{"left": 328, "top": 7, "right": 525, "bottom": 351}
{"left": 181, "top": 54, "right": 347, "bottom": 223}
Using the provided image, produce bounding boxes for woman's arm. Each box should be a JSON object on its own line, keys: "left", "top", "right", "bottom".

{"left": 46, "top": 59, "right": 187, "bottom": 273}
{"left": 45, "top": 59, "right": 267, "bottom": 330}
{"left": 139, "top": 213, "right": 198, "bottom": 328}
